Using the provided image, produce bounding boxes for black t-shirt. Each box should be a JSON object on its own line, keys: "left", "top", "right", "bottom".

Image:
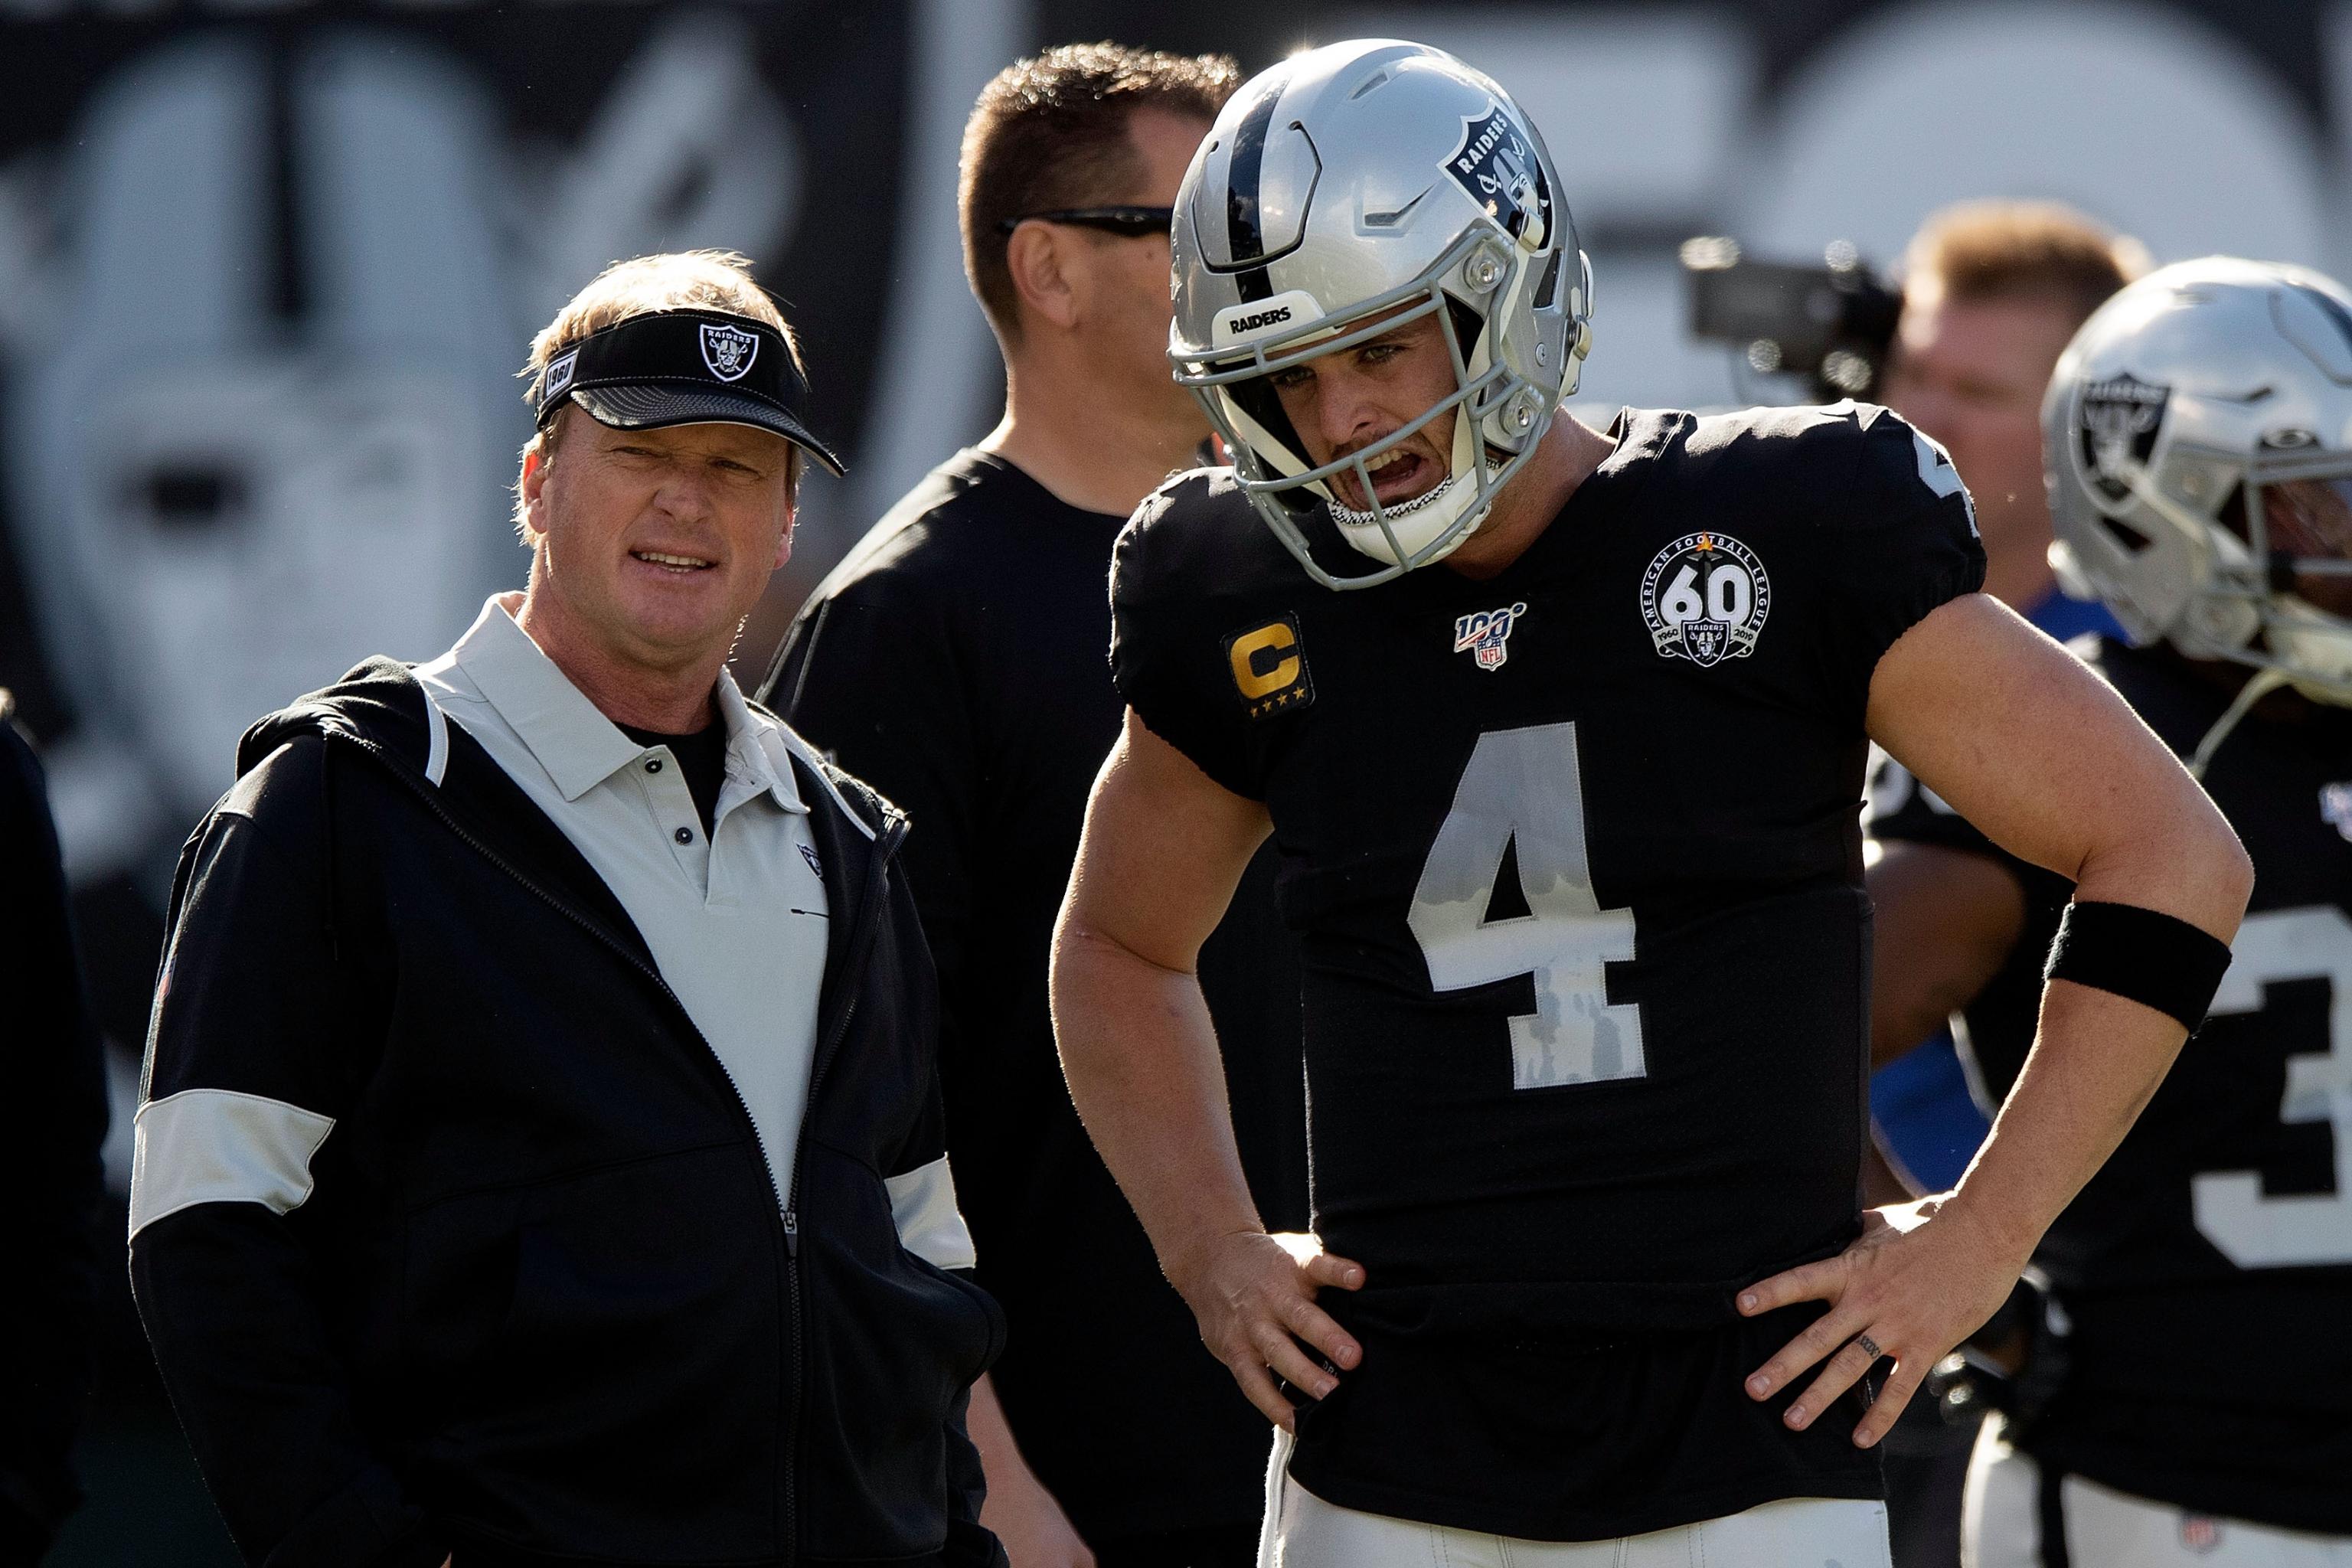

{"left": 1110, "top": 403, "right": 1984, "bottom": 1540}
{"left": 764, "top": 450, "right": 1308, "bottom": 1544}
{"left": 1867, "top": 638, "right": 2352, "bottom": 1534}
{"left": 618, "top": 721, "right": 727, "bottom": 835}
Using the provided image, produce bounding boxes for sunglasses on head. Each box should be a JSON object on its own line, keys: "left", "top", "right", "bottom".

{"left": 996, "top": 205, "right": 1175, "bottom": 237}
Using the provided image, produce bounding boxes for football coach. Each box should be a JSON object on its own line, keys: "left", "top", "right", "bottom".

{"left": 130, "top": 251, "right": 1007, "bottom": 1568}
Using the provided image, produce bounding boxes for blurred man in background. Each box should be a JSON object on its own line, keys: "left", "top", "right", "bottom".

{"left": 1872, "top": 257, "right": 2352, "bottom": 1566}
{"left": 1881, "top": 202, "right": 2147, "bottom": 633}
{"left": 1867, "top": 197, "right": 2148, "bottom": 1568}
{"left": 766, "top": 44, "right": 1305, "bottom": 1568}
{"left": 0, "top": 691, "right": 109, "bottom": 1565}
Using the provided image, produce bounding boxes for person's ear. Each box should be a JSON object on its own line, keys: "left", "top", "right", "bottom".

{"left": 1005, "top": 220, "right": 1083, "bottom": 333}
{"left": 772, "top": 489, "right": 795, "bottom": 571}
{"left": 518, "top": 433, "right": 552, "bottom": 544}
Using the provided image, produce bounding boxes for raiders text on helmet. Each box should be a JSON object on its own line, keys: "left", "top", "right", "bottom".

{"left": 1168, "top": 40, "right": 1592, "bottom": 589}
{"left": 2046, "top": 258, "right": 2352, "bottom": 763}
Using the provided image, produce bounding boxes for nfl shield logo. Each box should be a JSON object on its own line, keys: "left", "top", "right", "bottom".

{"left": 700, "top": 322, "right": 759, "bottom": 383}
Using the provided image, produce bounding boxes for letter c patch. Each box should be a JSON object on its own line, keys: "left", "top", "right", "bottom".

{"left": 1225, "top": 615, "right": 1314, "bottom": 720}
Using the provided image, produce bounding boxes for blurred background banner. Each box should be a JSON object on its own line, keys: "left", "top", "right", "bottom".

{"left": 0, "top": 0, "right": 2343, "bottom": 1559}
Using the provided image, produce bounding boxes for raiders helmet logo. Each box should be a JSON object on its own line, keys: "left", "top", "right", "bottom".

{"left": 1442, "top": 107, "right": 1550, "bottom": 247}
{"left": 700, "top": 322, "right": 759, "bottom": 382}
{"left": 2078, "top": 373, "right": 2169, "bottom": 503}
{"left": 1642, "top": 531, "right": 1771, "bottom": 667}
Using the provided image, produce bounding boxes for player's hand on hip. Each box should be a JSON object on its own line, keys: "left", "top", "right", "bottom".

{"left": 1736, "top": 1196, "right": 2029, "bottom": 1448}
{"left": 979, "top": 1462, "right": 1095, "bottom": 1568}
{"left": 1168, "top": 1230, "right": 1365, "bottom": 1432}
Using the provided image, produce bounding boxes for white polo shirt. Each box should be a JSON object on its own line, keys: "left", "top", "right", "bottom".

{"left": 416, "top": 595, "right": 972, "bottom": 1269}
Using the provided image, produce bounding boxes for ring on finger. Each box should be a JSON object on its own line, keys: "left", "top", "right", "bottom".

{"left": 1854, "top": 1332, "right": 1885, "bottom": 1361}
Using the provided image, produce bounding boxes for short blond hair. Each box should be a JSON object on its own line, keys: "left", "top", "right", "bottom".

{"left": 1904, "top": 201, "right": 2151, "bottom": 328}
{"left": 515, "top": 250, "right": 808, "bottom": 536}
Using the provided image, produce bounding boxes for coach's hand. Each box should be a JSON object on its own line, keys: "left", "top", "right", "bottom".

{"left": 1736, "top": 1196, "right": 2028, "bottom": 1448}
{"left": 1168, "top": 1230, "right": 1365, "bottom": 1432}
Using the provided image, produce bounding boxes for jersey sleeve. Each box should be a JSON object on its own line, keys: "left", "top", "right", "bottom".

{"left": 1107, "top": 478, "right": 1271, "bottom": 801}
{"left": 1807, "top": 404, "right": 1988, "bottom": 726}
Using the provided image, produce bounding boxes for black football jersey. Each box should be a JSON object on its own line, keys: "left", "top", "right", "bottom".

{"left": 1867, "top": 639, "right": 2352, "bottom": 1534}
{"left": 1111, "top": 403, "right": 1984, "bottom": 1540}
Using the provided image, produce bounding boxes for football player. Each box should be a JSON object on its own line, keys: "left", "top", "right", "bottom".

{"left": 1050, "top": 40, "right": 2251, "bottom": 1566}
{"left": 1869, "top": 259, "right": 2352, "bottom": 1566}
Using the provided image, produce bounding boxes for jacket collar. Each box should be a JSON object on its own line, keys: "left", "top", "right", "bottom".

{"left": 449, "top": 595, "right": 805, "bottom": 815}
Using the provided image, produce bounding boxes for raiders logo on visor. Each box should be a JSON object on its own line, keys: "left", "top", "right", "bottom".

{"left": 532, "top": 309, "right": 844, "bottom": 475}
{"left": 700, "top": 322, "right": 758, "bottom": 382}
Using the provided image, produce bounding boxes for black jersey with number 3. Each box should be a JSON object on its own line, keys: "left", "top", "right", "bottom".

{"left": 1110, "top": 403, "right": 1984, "bottom": 1540}
{"left": 1868, "top": 639, "right": 2352, "bottom": 1534}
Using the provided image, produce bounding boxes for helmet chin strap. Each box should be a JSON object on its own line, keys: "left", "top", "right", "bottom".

{"left": 2188, "top": 665, "right": 2289, "bottom": 779}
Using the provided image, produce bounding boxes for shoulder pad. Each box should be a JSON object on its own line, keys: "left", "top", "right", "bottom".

{"left": 1116, "top": 466, "right": 1293, "bottom": 608}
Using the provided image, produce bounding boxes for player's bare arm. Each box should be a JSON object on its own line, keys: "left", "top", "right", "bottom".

{"left": 1867, "top": 839, "right": 2027, "bottom": 1070}
{"left": 1052, "top": 710, "right": 1365, "bottom": 1431}
{"left": 1742, "top": 593, "right": 2252, "bottom": 1446}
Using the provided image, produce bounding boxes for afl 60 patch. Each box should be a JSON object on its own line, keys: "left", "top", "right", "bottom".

{"left": 1642, "top": 531, "right": 1770, "bottom": 667}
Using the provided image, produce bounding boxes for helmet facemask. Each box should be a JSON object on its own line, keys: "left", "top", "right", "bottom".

{"left": 2065, "top": 436, "right": 2352, "bottom": 772}
{"left": 1175, "top": 227, "right": 1587, "bottom": 591}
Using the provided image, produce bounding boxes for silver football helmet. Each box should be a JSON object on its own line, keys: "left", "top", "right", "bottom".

{"left": 1168, "top": 40, "right": 1592, "bottom": 590}
{"left": 2046, "top": 257, "right": 2352, "bottom": 767}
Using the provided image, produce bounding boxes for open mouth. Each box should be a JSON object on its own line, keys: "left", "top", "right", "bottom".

{"left": 1331, "top": 443, "right": 1433, "bottom": 511}
{"left": 630, "top": 549, "right": 716, "bottom": 575}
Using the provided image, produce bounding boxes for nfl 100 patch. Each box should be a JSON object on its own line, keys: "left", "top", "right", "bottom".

{"left": 1225, "top": 613, "right": 1314, "bottom": 720}
{"left": 1453, "top": 602, "right": 1527, "bottom": 671}
{"left": 700, "top": 321, "right": 760, "bottom": 382}
{"left": 1641, "top": 531, "right": 1771, "bottom": 666}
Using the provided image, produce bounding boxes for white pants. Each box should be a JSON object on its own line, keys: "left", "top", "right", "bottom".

{"left": 1963, "top": 1417, "right": 2352, "bottom": 1567}
{"left": 1257, "top": 1432, "right": 1892, "bottom": 1568}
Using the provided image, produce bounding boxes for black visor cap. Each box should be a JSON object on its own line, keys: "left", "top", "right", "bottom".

{"left": 532, "top": 310, "right": 846, "bottom": 476}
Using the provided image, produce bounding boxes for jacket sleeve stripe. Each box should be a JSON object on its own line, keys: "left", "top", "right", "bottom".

{"left": 884, "top": 1154, "right": 977, "bottom": 1271}
{"left": 129, "top": 1086, "right": 336, "bottom": 1239}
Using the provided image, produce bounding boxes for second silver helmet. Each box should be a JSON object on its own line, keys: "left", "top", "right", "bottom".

{"left": 2047, "top": 257, "right": 2352, "bottom": 727}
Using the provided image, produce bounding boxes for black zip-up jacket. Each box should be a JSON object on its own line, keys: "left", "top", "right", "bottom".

{"left": 130, "top": 658, "right": 1007, "bottom": 1568}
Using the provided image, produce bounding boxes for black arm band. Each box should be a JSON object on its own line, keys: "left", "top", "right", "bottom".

{"left": 2042, "top": 900, "right": 2234, "bottom": 1031}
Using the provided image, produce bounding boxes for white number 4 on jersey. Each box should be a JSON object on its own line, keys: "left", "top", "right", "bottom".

{"left": 1408, "top": 723, "right": 1644, "bottom": 1089}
